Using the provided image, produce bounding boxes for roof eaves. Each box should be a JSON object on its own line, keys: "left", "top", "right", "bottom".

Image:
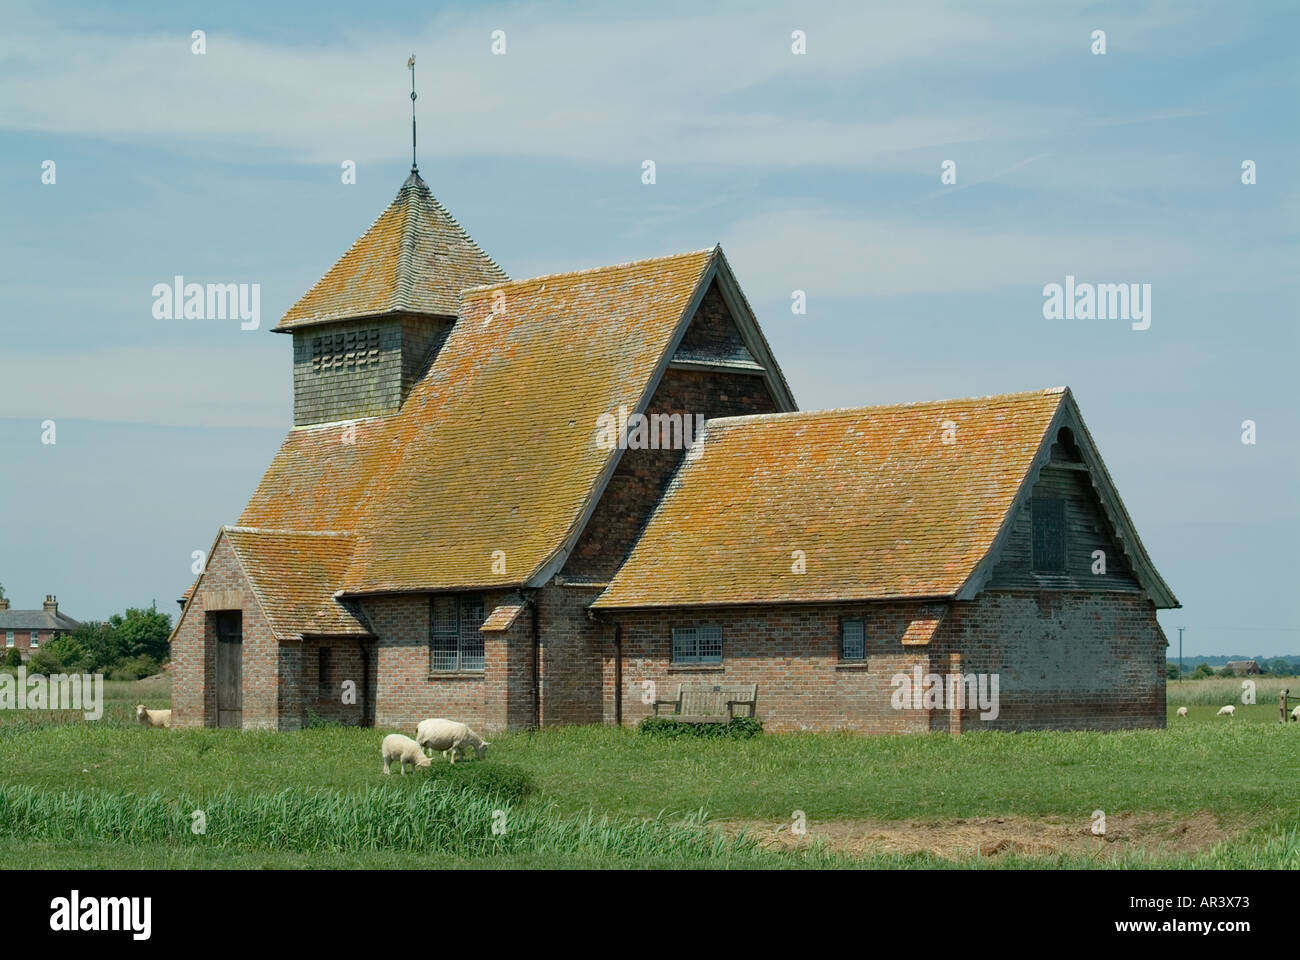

{"left": 459, "top": 248, "right": 715, "bottom": 301}
{"left": 953, "top": 390, "right": 1069, "bottom": 601}
{"left": 1055, "top": 390, "right": 1180, "bottom": 609}
{"left": 589, "top": 591, "right": 958, "bottom": 612}
{"left": 709, "top": 246, "right": 797, "bottom": 412}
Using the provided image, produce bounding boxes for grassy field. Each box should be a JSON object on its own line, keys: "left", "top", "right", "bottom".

{"left": 0, "top": 677, "right": 1295, "bottom": 869}
{"left": 1165, "top": 674, "right": 1297, "bottom": 708}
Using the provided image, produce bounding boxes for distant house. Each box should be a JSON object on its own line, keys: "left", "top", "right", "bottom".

{"left": 1226, "top": 660, "right": 1261, "bottom": 675}
{"left": 0, "top": 596, "right": 79, "bottom": 661}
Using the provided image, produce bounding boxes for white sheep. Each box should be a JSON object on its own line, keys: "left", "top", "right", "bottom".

{"left": 135, "top": 704, "right": 171, "bottom": 728}
{"left": 1176, "top": 706, "right": 1188, "bottom": 717}
{"left": 1290, "top": 704, "right": 1299, "bottom": 722}
{"left": 415, "top": 718, "right": 490, "bottom": 764}
{"left": 1216, "top": 704, "right": 1235, "bottom": 717}
{"left": 381, "top": 733, "right": 431, "bottom": 775}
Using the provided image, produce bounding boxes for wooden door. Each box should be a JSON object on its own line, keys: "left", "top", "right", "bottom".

{"left": 215, "top": 612, "right": 243, "bottom": 729}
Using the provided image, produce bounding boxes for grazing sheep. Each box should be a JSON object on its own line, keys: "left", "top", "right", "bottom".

{"left": 135, "top": 704, "right": 171, "bottom": 728}
{"left": 1290, "top": 704, "right": 1300, "bottom": 722}
{"left": 1176, "top": 706, "right": 1188, "bottom": 717}
{"left": 381, "top": 734, "right": 431, "bottom": 775}
{"left": 415, "top": 718, "right": 490, "bottom": 764}
{"left": 1216, "top": 704, "right": 1235, "bottom": 717}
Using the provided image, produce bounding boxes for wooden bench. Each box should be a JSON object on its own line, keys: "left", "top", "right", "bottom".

{"left": 653, "top": 683, "right": 757, "bottom": 724}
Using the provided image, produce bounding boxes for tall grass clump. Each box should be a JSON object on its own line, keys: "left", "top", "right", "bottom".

{"left": 0, "top": 782, "right": 775, "bottom": 864}
{"left": 1166, "top": 676, "right": 1295, "bottom": 707}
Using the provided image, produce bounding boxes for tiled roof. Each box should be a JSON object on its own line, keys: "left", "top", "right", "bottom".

{"left": 901, "top": 603, "right": 948, "bottom": 645}
{"left": 242, "top": 248, "right": 717, "bottom": 594}
{"left": 481, "top": 598, "right": 528, "bottom": 633}
{"left": 592, "top": 389, "right": 1068, "bottom": 609}
{"left": 275, "top": 171, "right": 509, "bottom": 331}
{"left": 0, "top": 610, "right": 80, "bottom": 631}
{"left": 223, "top": 528, "right": 370, "bottom": 638}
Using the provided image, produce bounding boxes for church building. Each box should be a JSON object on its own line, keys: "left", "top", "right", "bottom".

{"left": 168, "top": 159, "right": 1177, "bottom": 734}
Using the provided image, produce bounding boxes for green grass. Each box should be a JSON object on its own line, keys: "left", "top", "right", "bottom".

{"left": 0, "top": 679, "right": 1295, "bottom": 868}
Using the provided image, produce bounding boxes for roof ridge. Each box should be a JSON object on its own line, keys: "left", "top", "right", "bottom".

{"left": 407, "top": 178, "right": 510, "bottom": 283}
{"left": 390, "top": 183, "right": 421, "bottom": 313}
{"left": 459, "top": 247, "right": 716, "bottom": 298}
{"left": 706, "top": 387, "right": 1068, "bottom": 428}
{"left": 223, "top": 526, "right": 355, "bottom": 538}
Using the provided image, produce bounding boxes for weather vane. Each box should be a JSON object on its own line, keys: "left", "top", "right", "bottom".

{"left": 407, "top": 54, "right": 418, "bottom": 172}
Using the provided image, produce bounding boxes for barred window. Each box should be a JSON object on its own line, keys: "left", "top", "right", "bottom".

{"left": 671, "top": 625, "right": 722, "bottom": 665}
{"left": 312, "top": 328, "right": 381, "bottom": 372}
{"left": 430, "top": 596, "right": 486, "bottom": 673}
{"left": 840, "top": 618, "right": 865, "bottom": 661}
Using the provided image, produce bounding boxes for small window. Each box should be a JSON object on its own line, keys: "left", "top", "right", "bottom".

{"left": 671, "top": 625, "right": 722, "bottom": 665}
{"left": 317, "top": 647, "right": 331, "bottom": 696}
{"left": 4, "top": 632, "right": 12, "bottom": 647}
{"left": 30, "top": 631, "right": 39, "bottom": 647}
{"left": 430, "top": 596, "right": 485, "bottom": 673}
{"left": 840, "top": 618, "right": 866, "bottom": 661}
{"left": 1032, "top": 497, "right": 1067, "bottom": 573}
{"left": 312, "top": 328, "right": 381, "bottom": 372}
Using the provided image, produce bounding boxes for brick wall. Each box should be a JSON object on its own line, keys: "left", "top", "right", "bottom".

{"left": 606, "top": 590, "right": 1165, "bottom": 734}
{"left": 362, "top": 591, "right": 524, "bottom": 734}
{"left": 169, "top": 533, "right": 280, "bottom": 729}
{"left": 283, "top": 637, "right": 371, "bottom": 727}
{"left": 612, "top": 601, "right": 931, "bottom": 733}
{"left": 535, "top": 585, "right": 608, "bottom": 726}
{"left": 563, "top": 367, "right": 779, "bottom": 581}
{"left": 932, "top": 591, "right": 1166, "bottom": 731}
{"left": 3, "top": 629, "right": 59, "bottom": 662}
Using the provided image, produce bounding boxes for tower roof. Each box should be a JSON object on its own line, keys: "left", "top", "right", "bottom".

{"left": 275, "top": 170, "right": 509, "bottom": 332}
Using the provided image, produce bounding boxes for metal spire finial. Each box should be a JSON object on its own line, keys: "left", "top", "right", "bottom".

{"left": 407, "top": 54, "right": 418, "bottom": 173}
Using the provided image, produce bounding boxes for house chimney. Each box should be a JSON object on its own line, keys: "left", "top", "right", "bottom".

{"left": 43, "top": 595, "right": 57, "bottom": 615}
{"left": 0, "top": 598, "right": 8, "bottom": 610}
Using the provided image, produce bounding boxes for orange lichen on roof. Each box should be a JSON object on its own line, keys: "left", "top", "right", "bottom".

{"left": 341, "top": 248, "right": 715, "bottom": 593}
{"left": 243, "top": 248, "right": 716, "bottom": 595}
{"left": 901, "top": 603, "right": 948, "bottom": 645}
{"left": 224, "top": 528, "right": 370, "bottom": 638}
{"left": 276, "top": 171, "right": 508, "bottom": 331}
{"left": 591, "top": 388, "right": 1067, "bottom": 609}
{"left": 239, "top": 416, "right": 407, "bottom": 533}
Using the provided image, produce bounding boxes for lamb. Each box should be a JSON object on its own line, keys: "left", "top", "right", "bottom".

{"left": 135, "top": 704, "right": 171, "bottom": 728}
{"left": 415, "top": 718, "right": 490, "bottom": 764}
{"left": 1216, "top": 704, "right": 1235, "bottom": 717}
{"left": 381, "top": 733, "right": 431, "bottom": 775}
{"left": 1176, "top": 706, "right": 1188, "bottom": 717}
{"left": 1290, "top": 705, "right": 1300, "bottom": 722}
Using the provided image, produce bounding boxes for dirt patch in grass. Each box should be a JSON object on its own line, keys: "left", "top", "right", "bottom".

{"left": 715, "top": 811, "right": 1235, "bottom": 860}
